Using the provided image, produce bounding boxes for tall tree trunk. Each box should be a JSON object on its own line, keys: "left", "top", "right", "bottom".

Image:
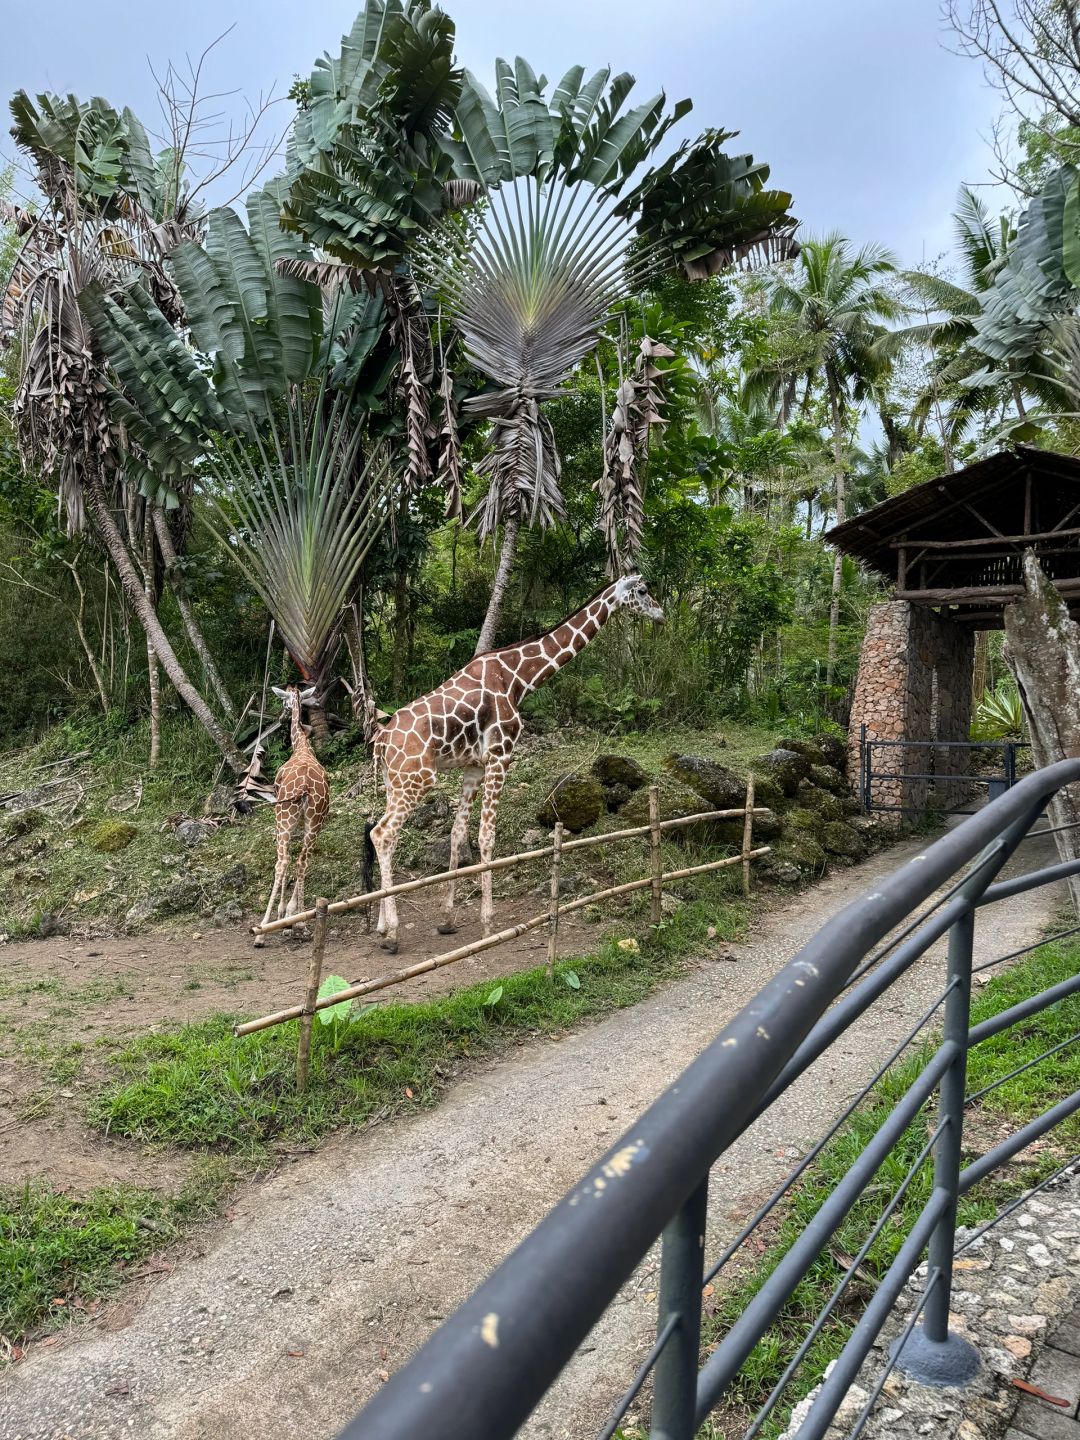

{"left": 151, "top": 507, "right": 236, "bottom": 720}
{"left": 84, "top": 470, "right": 245, "bottom": 773}
{"left": 143, "top": 511, "right": 161, "bottom": 769}
{"left": 1004, "top": 551, "right": 1080, "bottom": 917}
{"left": 392, "top": 560, "right": 409, "bottom": 699}
{"left": 971, "top": 629, "right": 990, "bottom": 708}
{"left": 343, "top": 593, "right": 379, "bottom": 743}
{"left": 474, "top": 514, "right": 520, "bottom": 657}
{"left": 57, "top": 557, "right": 109, "bottom": 714}
{"left": 825, "top": 391, "right": 847, "bottom": 690}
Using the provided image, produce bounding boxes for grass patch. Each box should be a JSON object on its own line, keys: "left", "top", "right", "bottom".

{"left": 0, "top": 709, "right": 779, "bottom": 937}
{"left": 692, "top": 933, "right": 1080, "bottom": 1440}
{"left": 0, "top": 1156, "right": 234, "bottom": 1343}
{"left": 90, "top": 891, "right": 744, "bottom": 1156}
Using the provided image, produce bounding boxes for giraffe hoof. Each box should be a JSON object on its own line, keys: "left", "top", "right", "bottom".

{"left": 437, "top": 922, "right": 459, "bottom": 935}
{"left": 380, "top": 939, "right": 399, "bottom": 955}
{"left": 252, "top": 936, "right": 265, "bottom": 950}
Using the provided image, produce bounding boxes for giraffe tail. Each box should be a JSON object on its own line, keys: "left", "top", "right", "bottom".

{"left": 361, "top": 819, "right": 376, "bottom": 895}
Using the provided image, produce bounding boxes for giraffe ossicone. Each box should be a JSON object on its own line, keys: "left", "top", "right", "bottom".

{"left": 365, "top": 575, "right": 665, "bottom": 951}
{"left": 254, "top": 683, "right": 331, "bottom": 946}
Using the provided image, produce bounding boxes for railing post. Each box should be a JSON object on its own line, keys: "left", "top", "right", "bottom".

{"left": 1005, "top": 741, "right": 1017, "bottom": 790}
{"left": 296, "top": 897, "right": 329, "bottom": 1093}
{"left": 895, "top": 907, "right": 980, "bottom": 1386}
{"left": 649, "top": 785, "right": 663, "bottom": 926}
{"left": 547, "top": 821, "right": 564, "bottom": 979}
{"left": 650, "top": 1178, "right": 708, "bottom": 1440}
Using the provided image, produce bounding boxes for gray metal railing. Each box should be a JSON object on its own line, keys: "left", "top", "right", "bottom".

{"left": 338, "top": 758, "right": 1080, "bottom": 1440}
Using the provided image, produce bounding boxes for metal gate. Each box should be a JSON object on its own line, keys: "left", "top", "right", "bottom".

{"left": 858, "top": 726, "right": 1029, "bottom": 816}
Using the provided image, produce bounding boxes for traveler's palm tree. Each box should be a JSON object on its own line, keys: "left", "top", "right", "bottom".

{"left": 424, "top": 63, "right": 799, "bottom": 651}
{"left": 744, "top": 233, "right": 901, "bottom": 685}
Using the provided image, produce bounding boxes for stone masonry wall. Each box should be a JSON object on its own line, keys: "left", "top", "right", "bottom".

{"left": 848, "top": 602, "right": 975, "bottom": 824}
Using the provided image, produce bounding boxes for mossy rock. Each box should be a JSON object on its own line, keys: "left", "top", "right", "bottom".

{"left": 746, "top": 806, "right": 783, "bottom": 840}
{"left": 808, "top": 764, "right": 847, "bottom": 795}
{"left": 664, "top": 755, "right": 747, "bottom": 810}
{"left": 814, "top": 733, "right": 847, "bottom": 772}
{"left": 822, "top": 821, "right": 866, "bottom": 858}
{"left": 778, "top": 738, "right": 830, "bottom": 767}
{"left": 784, "top": 807, "right": 825, "bottom": 835}
{"left": 753, "top": 748, "right": 811, "bottom": 797}
{"left": 621, "top": 782, "right": 709, "bottom": 828}
{"left": 537, "top": 774, "right": 605, "bottom": 833}
{"left": 771, "top": 834, "right": 827, "bottom": 873}
{"left": 749, "top": 772, "right": 784, "bottom": 808}
{"left": 799, "top": 786, "right": 846, "bottom": 822}
{"left": 591, "top": 754, "right": 650, "bottom": 791}
{"left": 89, "top": 820, "right": 138, "bottom": 853}
{"left": 1, "top": 808, "right": 47, "bottom": 840}
{"left": 602, "top": 782, "right": 633, "bottom": 812}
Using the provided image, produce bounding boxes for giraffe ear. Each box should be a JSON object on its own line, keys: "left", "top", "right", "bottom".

{"left": 271, "top": 686, "right": 288, "bottom": 700}
{"left": 299, "top": 685, "right": 318, "bottom": 704}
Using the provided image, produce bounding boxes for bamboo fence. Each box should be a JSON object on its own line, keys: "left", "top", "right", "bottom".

{"left": 237, "top": 780, "right": 769, "bottom": 1078}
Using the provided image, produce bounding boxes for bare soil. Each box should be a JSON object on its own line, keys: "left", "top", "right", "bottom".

{"left": 0, "top": 830, "right": 1068, "bottom": 1440}
{"left": 0, "top": 885, "right": 593, "bottom": 1195}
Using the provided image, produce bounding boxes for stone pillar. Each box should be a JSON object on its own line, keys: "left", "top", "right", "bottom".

{"left": 929, "top": 613, "right": 975, "bottom": 811}
{"left": 848, "top": 602, "right": 973, "bottom": 825}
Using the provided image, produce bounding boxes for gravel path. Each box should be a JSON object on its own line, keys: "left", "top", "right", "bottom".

{"left": 0, "top": 830, "right": 1069, "bottom": 1440}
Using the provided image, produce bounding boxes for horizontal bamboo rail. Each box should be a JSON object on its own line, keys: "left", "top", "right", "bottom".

{"left": 234, "top": 845, "right": 772, "bottom": 1038}
{"left": 251, "top": 806, "right": 770, "bottom": 936}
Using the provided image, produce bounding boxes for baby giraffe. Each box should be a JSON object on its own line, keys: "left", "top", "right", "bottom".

{"left": 365, "top": 574, "right": 665, "bottom": 951}
{"left": 254, "top": 684, "right": 330, "bottom": 943}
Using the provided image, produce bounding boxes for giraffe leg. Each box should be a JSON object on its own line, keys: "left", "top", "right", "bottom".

{"left": 286, "top": 798, "right": 314, "bottom": 917}
{"left": 477, "top": 760, "right": 510, "bottom": 937}
{"left": 254, "top": 812, "right": 294, "bottom": 946}
{"left": 438, "top": 767, "right": 482, "bottom": 935}
{"left": 371, "top": 770, "right": 434, "bottom": 952}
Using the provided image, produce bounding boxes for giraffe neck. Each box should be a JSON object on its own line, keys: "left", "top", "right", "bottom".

{"left": 500, "top": 588, "right": 618, "bottom": 702}
{"left": 289, "top": 699, "right": 309, "bottom": 754}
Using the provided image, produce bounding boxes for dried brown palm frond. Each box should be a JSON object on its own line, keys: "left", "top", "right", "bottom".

{"left": 597, "top": 335, "right": 675, "bottom": 571}
{"left": 437, "top": 363, "right": 463, "bottom": 520}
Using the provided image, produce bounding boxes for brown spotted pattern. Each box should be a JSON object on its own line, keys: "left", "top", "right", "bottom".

{"left": 369, "top": 575, "right": 664, "bottom": 949}
{"left": 255, "top": 685, "right": 331, "bottom": 941}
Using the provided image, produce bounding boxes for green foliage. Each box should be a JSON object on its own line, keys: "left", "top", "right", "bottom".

{"left": 90, "top": 899, "right": 742, "bottom": 1152}
{"left": 971, "top": 687, "right": 1025, "bottom": 741}
{"left": 698, "top": 936, "right": 1080, "bottom": 1438}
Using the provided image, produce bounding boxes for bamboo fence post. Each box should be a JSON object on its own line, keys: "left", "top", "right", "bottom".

{"left": 649, "top": 785, "right": 663, "bottom": 926}
{"left": 547, "top": 822, "right": 564, "bottom": 979}
{"left": 742, "top": 775, "right": 755, "bottom": 899}
{"left": 295, "top": 898, "right": 329, "bottom": 1093}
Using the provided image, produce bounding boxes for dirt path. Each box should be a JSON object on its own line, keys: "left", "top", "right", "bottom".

{"left": 0, "top": 830, "right": 1069, "bottom": 1440}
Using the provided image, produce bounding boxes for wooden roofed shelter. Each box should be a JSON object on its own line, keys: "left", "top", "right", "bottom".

{"left": 825, "top": 446, "right": 1080, "bottom": 819}
{"left": 827, "top": 445, "right": 1080, "bottom": 627}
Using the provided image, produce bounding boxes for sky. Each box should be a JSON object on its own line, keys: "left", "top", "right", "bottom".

{"left": 1, "top": 0, "right": 1005, "bottom": 271}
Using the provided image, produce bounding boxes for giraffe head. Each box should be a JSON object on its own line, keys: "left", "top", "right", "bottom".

{"left": 272, "top": 684, "right": 318, "bottom": 719}
{"left": 612, "top": 574, "right": 665, "bottom": 624}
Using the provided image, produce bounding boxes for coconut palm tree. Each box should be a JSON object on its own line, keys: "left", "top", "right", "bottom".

{"left": 745, "top": 234, "right": 901, "bottom": 686}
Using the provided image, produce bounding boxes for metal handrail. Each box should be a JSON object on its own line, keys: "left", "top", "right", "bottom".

{"left": 338, "top": 758, "right": 1080, "bottom": 1440}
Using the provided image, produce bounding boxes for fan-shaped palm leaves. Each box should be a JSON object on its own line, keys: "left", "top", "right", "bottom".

{"left": 82, "top": 180, "right": 396, "bottom": 697}
{"left": 424, "top": 60, "right": 798, "bottom": 650}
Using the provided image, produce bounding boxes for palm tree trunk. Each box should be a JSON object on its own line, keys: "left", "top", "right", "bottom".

{"left": 343, "top": 593, "right": 379, "bottom": 744}
{"left": 151, "top": 507, "right": 236, "bottom": 720}
{"left": 474, "top": 514, "right": 520, "bottom": 657}
{"left": 84, "top": 469, "right": 245, "bottom": 774}
{"left": 825, "top": 391, "right": 847, "bottom": 690}
{"left": 142, "top": 511, "right": 161, "bottom": 769}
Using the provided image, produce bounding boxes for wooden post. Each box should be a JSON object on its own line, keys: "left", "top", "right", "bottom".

{"left": 742, "top": 775, "right": 755, "bottom": 899}
{"left": 295, "top": 897, "right": 329, "bottom": 1093}
{"left": 649, "top": 785, "right": 663, "bottom": 926}
{"left": 547, "top": 822, "right": 564, "bottom": 979}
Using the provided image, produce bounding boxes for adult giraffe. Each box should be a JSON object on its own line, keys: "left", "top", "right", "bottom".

{"left": 364, "top": 575, "right": 665, "bottom": 951}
